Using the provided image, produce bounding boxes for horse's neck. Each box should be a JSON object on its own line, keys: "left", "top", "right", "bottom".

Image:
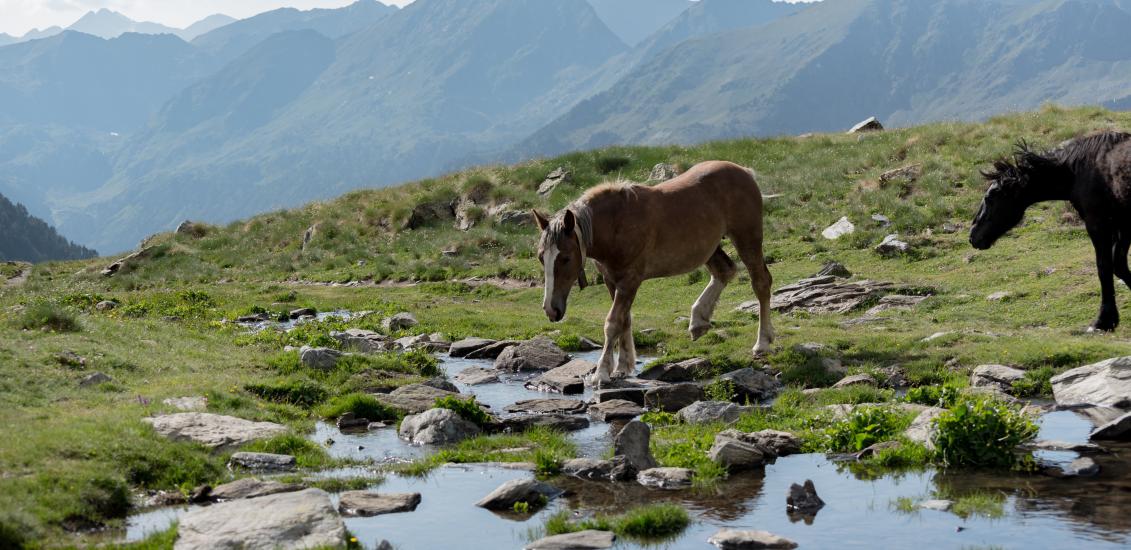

{"left": 579, "top": 195, "right": 621, "bottom": 263}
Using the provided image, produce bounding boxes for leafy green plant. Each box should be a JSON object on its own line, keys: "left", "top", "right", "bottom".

{"left": 703, "top": 378, "right": 737, "bottom": 402}
{"left": 640, "top": 411, "right": 678, "bottom": 426}
{"left": 434, "top": 395, "right": 492, "bottom": 427}
{"left": 825, "top": 406, "right": 909, "bottom": 452}
{"left": 904, "top": 384, "right": 961, "bottom": 408}
{"left": 1010, "top": 366, "right": 1055, "bottom": 398}
{"left": 933, "top": 397, "right": 1038, "bottom": 468}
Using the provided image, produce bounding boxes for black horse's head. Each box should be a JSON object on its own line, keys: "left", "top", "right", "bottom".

{"left": 970, "top": 143, "right": 1058, "bottom": 250}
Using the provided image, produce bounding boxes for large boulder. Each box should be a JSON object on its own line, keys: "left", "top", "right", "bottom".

{"left": 449, "top": 337, "right": 497, "bottom": 358}
{"left": 526, "top": 530, "right": 615, "bottom": 550}
{"left": 175, "top": 488, "right": 346, "bottom": 550}
{"left": 209, "top": 478, "right": 303, "bottom": 501}
{"left": 677, "top": 401, "right": 749, "bottom": 424}
{"left": 708, "top": 529, "right": 798, "bottom": 550}
{"left": 338, "top": 491, "right": 421, "bottom": 517}
{"left": 526, "top": 359, "right": 596, "bottom": 394}
{"left": 717, "top": 368, "right": 781, "bottom": 403}
{"left": 970, "top": 365, "right": 1026, "bottom": 394}
{"left": 538, "top": 167, "right": 572, "bottom": 196}
{"left": 614, "top": 420, "right": 657, "bottom": 471}
{"left": 1090, "top": 411, "right": 1131, "bottom": 440}
{"left": 143, "top": 413, "right": 287, "bottom": 451}
{"left": 644, "top": 383, "right": 705, "bottom": 412}
{"left": 505, "top": 398, "right": 587, "bottom": 415}
{"left": 475, "top": 478, "right": 560, "bottom": 511}
{"left": 495, "top": 338, "right": 569, "bottom": 372}
{"left": 821, "top": 217, "right": 855, "bottom": 240}
{"left": 300, "top": 346, "right": 343, "bottom": 370}
{"left": 399, "top": 408, "right": 480, "bottom": 445}
{"left": 637, "top": 467, "right": 693, "bottom": 490}
{"left": 1051, "top": 357, "right": 1131, "bottom": 408}
{"left": 588, "top": 399, "right": 643, "bottom": 421}
{"left": 709, "top": 436, "right": 765, "bottom": 471}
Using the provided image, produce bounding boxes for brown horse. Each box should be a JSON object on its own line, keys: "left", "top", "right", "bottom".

{"left": 533, "top": 160, "right": 774, "bottom": 386}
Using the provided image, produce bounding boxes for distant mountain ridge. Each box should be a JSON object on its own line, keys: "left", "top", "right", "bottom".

{"left": 0, "top": 192, "right": 96, "bottom": 262}
{"left": 3, "top": 9, "right": 238, "bottom": 45}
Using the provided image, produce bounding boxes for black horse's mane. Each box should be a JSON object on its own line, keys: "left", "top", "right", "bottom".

{"left": 982, "top": 130, "right": 1131, "bottom": 185}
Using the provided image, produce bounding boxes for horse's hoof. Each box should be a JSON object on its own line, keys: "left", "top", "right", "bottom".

{"left": 585, "top": 373, "right": 611, "bottom": 387}
{"left": 689, "top": 324, "right": 709, "bottom": 341}
{"left": 611, "top": 369, "right": 633, "bottom": 380}
{"left": 1087, "top": 325, "right": 1116, "bottom": 334}
{"left": 752, "top": 345, "right": 772, "bottom": 356}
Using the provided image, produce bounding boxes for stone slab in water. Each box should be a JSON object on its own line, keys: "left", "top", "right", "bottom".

{"left": 505, "top": 398, "right": 587, "bottom": 415}
{"left": 525, "top": 359, "right": 596, "bottom": 394}
{"left": 175, "top": 488, "right": 346, "bottom": 550}
{"left": 637, "top": 467, "right": 693, "bottom": 490}
{"left": 644, "top": 382, "right": 704, "bottom": 412}
{"left": 591, "top": 387, "right": 647, "bottom": 406}
{"left": 1090, "top": 411, "right": 1131, "bottom": 440}
{"left": 143, "top": 413, "right": 287, "bottom": 451}
{"left": 466, "top": 340, "right": 520, "bottom": 359}
{"left": 399, "top": 408, "right": 481, "bottom": 445}
{"left": 209, "top": 478, "right": 303, "bottom": 501}
{"left": 708, "top": 528, "right": 798, "bottom": 549}
{"left": 449, "top": 337, "right": 497, "bottom": 358}
{"left": 588, "top": 399, "right": 643, "bottom": 421}
{"left": 453, "top": 367, "right": 499, "bottom": 385}
{"left": 338, "top": 491, "right": 421, "bottom": 516}
{"left": 228, "top": 452, "right": 296, "bottom": 471}
{"left": 500, "top": 413, "right": 589, "bottom": 432}
{"left": 475, "top": 478, "right": 560, "bottom": 510}
{"left": 1051, "top": 356, "right": 1131, "bottom": 409}
{"left": 375, "top": 384, "right": 468, "bottom": 414}
{"left": 638, "top": 358, "right": 711, "bottom": 382}
{"left": 526, "top": 530, "right": 616, "bottom": 550}
{"left": 494, "top": 338, "right": 569, "bottom": 371}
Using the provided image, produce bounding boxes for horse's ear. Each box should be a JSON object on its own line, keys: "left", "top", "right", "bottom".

{"left": 532, "top": 210, "right": 549, "bottom": 231}
{"left": 562, "top": 209, "right": 576, "bottom": 235}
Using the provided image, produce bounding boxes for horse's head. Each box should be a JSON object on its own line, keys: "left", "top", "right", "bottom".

{"left": 533, "top": 209, "right": 588, "bottom": 322}
{"left": 970, "top": 144, "right": 1057, "bottom": 250}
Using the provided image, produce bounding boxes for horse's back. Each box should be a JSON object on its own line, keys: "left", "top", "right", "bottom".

{"left": 653, "top": 161, "right": 763, "bottom": 222}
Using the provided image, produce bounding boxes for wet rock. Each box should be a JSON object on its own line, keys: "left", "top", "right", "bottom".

{"left": 709, "top": 435, "right": 765, "bottom": 471}
{"left": 744, "top": 276, "right": 903, "bottom": 315}
{"left": 875, "top": 234, "right": 910, "bottom": 257}
{"left": 644, "top": 383, "right": 704, "bottom": 412}
{"left": 614, "top": 420, "right": 657, "bottom": 471}
{"left": 786, "top": 480, "right": 825, "bottom": 515}
{"left": 209, "top": 478, "right": 303, "bottom": 501}
{"left": 832, "top": 373, "right": 876, "bottom": 389}
{"left": 399, "top": 408, "right": 480, "bottom": 445}
{"left": 336, "top": 412, "right": 371, "bottom": 430}
{"left": 300, "top": 346, "right": 343, "bottom": 370}
{"left": 79, "top": 372, "right": 112, "bottom": 387}
{"left": 449, "top": 337, "right": 497, "bottom": 358}
{"left": 816, "top": 261, "right": 852, "bottom": 278}
{"left": 502, "top": 414, "right": 590, "bottom": 433}
{"left": 453, "top": 367, "right": 499, "bottom": 386}
{"left": 677, "top": 401, "right": 749, "bottom": 424}
{"left": 879, "top": 164, "right": 921, "bottom": 184}
{"left": 1066, "top": 457, "right": 1101, "bottom": 477}
{"left": 143, "top": 413, "right": 287, "bottom": 451}
{"left": 588, "top": 399, "right": 644, "bottom": 421}
{"left": 505, "top": 398, "right": 587, "bottom": 415}
{"left": 708, "top": 528, "right": 798, "bottom": 549}
{"left": 970, "top": 365, "right": 1025, "bottom": 394}
{"left": 175, "top": 488, "right": 345, "bottom": 550}
{"left": 917, "top": 499, "right": 953, "bottom": 512}
{"left": 163, "top": 396, "right": 207, "bottom": 411}
{"left": 289, "top": 307, "right": 316, "bottom": 319}
{"left": 228, "top": 452, "right": 296, "bottom": 471}
{"left": 848, "top": 116, "right": 883, "bottom": 133}
{"left": 526, "top": 359, "right": 596, "bottom": 394}
{"left": 637, "top": 467, "right": 693, "bottom": 490}
{"left": 1027, "top": 439, "right": 1106, "bottom": 453}
{"left": 821, "top": 217, "right": 855, "bottom": 240}
{"left": 638, "top": 358, "right": 710, "bottom": 382}
{"left": 562, "top": 458, "right": 615, "bottom": 480}
{"left": 466, "top": 339, "right": 520, "bottom": 359}
{"left": 716, "top": 368, "right": 781, "bottom": 403}
{"left": 1051, "top": 356, "right": 1131, "bottom": 409}
{"left": 1090, "top": 411, "right": 1131, "bottom": 440}
{"left": 422, "top": 377, "right": 460, "bottom": 393}
{"left": 538, "top": 167, "right": 572, "bottom": 196}
{"left": 526, "top": 530, "right": 615, "bottom": 550}
{"left": 394, "top": 334, "right": 449, "bottom": 353}
{"left": 95, "top": 299, "right": 119, "bottom": 311}
{"left": 383, "top": 312, "right": 418, "bottom": 332}
{"left": 376, "top": 384, "right": 467, "bottom": 414}
{"left": 495, "top": 338, "right": 569, "bottom": 372}
{"left": 592, "top": 387, "right": 647, "bottom": 406}
{"left": 338, "top": 491, "right": 421, "bottom": 517}
{"left": 475, "top": 478, "right": 560, "bottom": 511}
{"left": 903, "top": 407, "right": 945, "bottom": 450}
{"left": 237, "top": 312, "right": 271, "bottom": 323}
{"left": 748, "top": 430, "right": 803, "bottom": 457}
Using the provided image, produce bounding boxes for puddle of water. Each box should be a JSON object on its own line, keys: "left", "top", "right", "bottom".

{"left": 125, "top": 506, "right": 188, "bottom": 542}
{"left": 314, "top": 421, "right": 427, "bottom": 463}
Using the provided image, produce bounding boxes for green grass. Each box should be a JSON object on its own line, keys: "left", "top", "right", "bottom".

{"left": 398, "top": 428, "right": 577, "bottom": 475}
{"left": 13, "top": 301, "right": 81, "bottom": 332}
{"left": 242, "top": 433, "right": 334, "bottom": 469}
{"left": 538, "top": 503, "right": 691, "bottom": 542}
{"left": 316, "top": 393, "right": 401, "bottom": 422}
{"left": 434, "top": 395, "right": 493, "bottom": 427}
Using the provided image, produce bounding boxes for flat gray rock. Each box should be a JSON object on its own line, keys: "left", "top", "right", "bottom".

{"left": 1051, "top": 356, "right": 1131, "bottom": 408}
{"left": 453, "top": 367, "right": 499, "bottom": 385}
{"left": 475, "top": 478, "right": 560, "bottom": 511}
{"left": 228, "top": 452, "right": 296, "bottom": 471}
{"left": 717, "top": 368, "right": 781, "bottom": 403}
{"left": 971, "top": 364, "right": 1026, "bottom": 393}
{"left": 466, "top": 340, "right": 520, "bottom": 359}
{"left": 526, "top": 530, "right": 615, "bottom": 550}
{"left": 501, "top": 414, "right": 589, "bottom": 432}
{"left": 588, "top": 399, "right": 643, "bottom": 421}
{"left": 300, "top": 346, "right": 343, "bottom": 370}
{"left": 709, "top": 436, "right": 765, "bottom": 471}
{"left": 591, "top": 387, "right": 647, "bottom": 406}
{"left": 708, "top": 528, "right": 798, "bottom": 549}
{"left": 495, "top": 338, "right": 569, "bottom": 371}
{"left": 677, "top": 401, "right": 749, "bottom": 424}
{"left": 505, "top": 398, "right": 587, "bottom": 415}
{"left": 637, "top": 467, "right": 693, "bottom": 490}
{"left": 163, "top": 396, "right": 207, "bottom": 411}
{"left": 832, "top": 373, "right": 877, "bottom": 389}
{"left": 375, "top": 384, "right": 468, "bottom": 414}
{"left": 175, "top": 488, "right": 346, "bottom": 550}
{"left": 399, "top": 408, "right": 480, "bottom": 445}
{"left": 143, "top": 413, "right": 287, "bottom": 451}
{"left": 338, "top": 491, "right": 421, "bottom": 516}
{"left": 331, "top": 329, "right": 389, "bottom": 353}
{"left": 525, "top": 359, "right": 596, "bottom": 394}
{"left": 639, "top": 358, "right": 712, "bottom": 382}
{"left": 449, "top": 337, "right": 497, "bottom": 358}
{"left": 209, "top": 478, "right": 303, "bottom": 501}
{"left": 561, "top": 458, "right": 615, "bottom": 480}
{"left": 644, "top": 382, "right": 704, "bottom": 412}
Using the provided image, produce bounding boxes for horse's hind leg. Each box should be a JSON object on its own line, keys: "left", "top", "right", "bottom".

{"left": 732, "top": 234, "right": 775, "bottom": 355}
{"left": 689, "top": 247, "right": 738, "bottom": 340}
{"left": 1113, "top": 230, "right": 1131, "bottom": 291}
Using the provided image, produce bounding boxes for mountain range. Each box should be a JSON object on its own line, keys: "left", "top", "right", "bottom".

{"left": 0, "top": 192, "right": 96, "bottom": 262}
{"left": 0, "top": 9, "right": 236, "bottom": 46}
{"left": 4, "top": 0, "right": 1131, "bottom": 255}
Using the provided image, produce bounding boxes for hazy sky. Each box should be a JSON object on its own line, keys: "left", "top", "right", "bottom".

{"left": 0, "top": 0, "right": 415, "bottom": 36}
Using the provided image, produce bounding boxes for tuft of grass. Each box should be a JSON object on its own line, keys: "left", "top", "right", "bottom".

{"left": 244, "top": 378, "right": 329, "bottom": 408}
{"left": 933, "top": 397, "right": 1037, "bottom": 469}
{"left": 14, "top": 301, "right": 80, "bottom": 332}
{"left": 242, "top": 433, "right": 333, "bottom": 469}
{"left": 1010, "top": 366, "right": 1056, "bottom": 398}
{"left": 540, "top": 503, "right": 690, "bottom": 542}
{"left": 316, "top": 393, "right": 401, "bottom": 423}
{"left": 434, "top": 395, "right": 492, "bottom": 427}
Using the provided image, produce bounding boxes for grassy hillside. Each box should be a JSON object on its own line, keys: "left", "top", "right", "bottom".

{"left": 5, "top": 105, "right": 1131, "bottom": 545}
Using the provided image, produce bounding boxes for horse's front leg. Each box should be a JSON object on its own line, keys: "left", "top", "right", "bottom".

{"left": 1089, "top": 229, "right": 1119, "bottom": 332}
{"left": 587, "top": 283, "right": 638, "bottom": 387}
{"left": 614, "top": 311, "right": 636, "bottom": 379}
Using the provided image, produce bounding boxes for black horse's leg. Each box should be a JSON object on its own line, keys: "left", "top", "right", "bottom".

{"left": 1089, "top": 229, "right": 1119, "bottom": 331}
{"left": 1112, "top": 229, "right": 1131, "bottom": 291}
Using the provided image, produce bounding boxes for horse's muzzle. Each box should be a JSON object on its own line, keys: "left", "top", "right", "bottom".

{"left": 545, "top": 306, "right": 564, "bottom": 322}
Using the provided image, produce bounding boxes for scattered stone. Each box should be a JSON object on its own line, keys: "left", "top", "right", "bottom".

{"left": 209, "top": 478, "right": 303, "bottom": 501}
{"left": 79, "top": 372, "right": 112, "bottom": 387}
{"left": 562, "top": 458, "right": 616, "bottom": 480}
{"left": 644, "top": 383, "right": 704, "bottom": 412}
{"left": 848, "top": 116, "right": 883, "bottom": 133}
{"left": 1051, "top": 356, "right": 1131, "bottom": 409}
{"left": 739, "top": 276, "right": 903, "bottom": 315}
{"left": 832, "top": 373, "right": 876, "bottom": 389}
{"left": 176, "top": 220, "right": 207, "bottom": 238}
{"left": 648, "top": 163, "right": 680, "bottom": 182}
{"left": 336, "top": 412, "right": 371, "bottom": 430}
{"left": 592, "top": 387, "right": 647, "bottom": 406}
{"left": 538, "top": 167, "right": 572, "bottom": 196}
{"left": 875, "top": 234, "right": 910, "bottom": 257}
{"left": 614, "top": 420, "right": 657, "bottom": 471}
{"left": 716, "top": 368, "right": 781, "bottom": 403}
{"left": 505, "top": 398, "right": 587, "bottom": 415}
{"left": 383, "top": 312, "right": 418, "bottom": 331}
{"left": 816, "top": 261, "right": 852, "bottom": 278}
{"left": 875, "top": 365, "right": 910, "bottom": 388}
{"left": 709, "top": 434, "right": 766, "bottom": 471}
{"left": 398, "top": 408, "right": 481, "bottom": 445}
{"left": 1091, "top": 411, "right": 1131, "bottom": 441}
{"left": 639, "top": 358, "right": 710, "bottom": 382}
{"left": 526, "top": 359, "right": 596, "bottom": 394}
{"left": 289, "top": 307, "right": 316, "bottom": 319}
{"left": 475, "top": 478, "right": 560, "bottom": 511}
{"left": 300, "top": 346, "right": 343, "bottom": 370}
{"left": 175, "top": 488, "right": 345, "bottom": 550}
{"left": 786, "top": 480, "right": 825, "bottom": 515}
{"left": 422, "top": 377, "right": 460, "bottom": 393}
{"left": 879, "top": 164, "right": 922, "bottom": 184}
{"left": 903, "top": 407, "right": 946, "bottom": 450}
{"left": 338, "top": 491, "right": 421, "bottom": 517}
{"left": 95, "top": 300, "right": 118, "bottom": 311}
{"left": 922, "top": 331, "right": 953, "bottom": 343}
{"left": 375, "top": 384, "right": 467, "bottom": 414}
{"left": 637, "top": 467, "right": 693, "bottom": 490}
{"left": 577, "top": 337, "right": 602, "bottom": 351}
{"left": 501, "top": 414, "right": 590, "bottom": 432}
{"left": 237, "top": 312, "right": 271, "bottom": 323}
{"left": 708, "top": 529, "right": 798, "bottom": 550}
{"left": 821, "top": 217, "right": 855, "bottom": 240}
{"left": 453, "top": 367, "right": 500, "bottom": 385}
{"left": 163, "top": 396, "right": 207, "bottom": 412}
{"left": 677, "top": 401, "right": 749, "bottom": 424}
{"left": 970, "top": 365, "right": 1026, "bottom": 394}
{"left": 56, "top": 350, "right": 86, "bottom": 368}
{"left": 449, "top": 337, "right": 497, "bottom": 358}
{"left": 871, "top": 213, "right": 892, "bottom": 226}
{"left": 497, "top": 209, "right": 534, "bottom": 227}
{"left": 228, "top": 452, "right": 296, "bottom": 471}
{"left": 101, "top": 245, "right": 156, "bottom": 277}
{"left": 917, "top": 499, "right": 953, "bottom": 512}
{"left": 526, "top": 530, "right": 615, "bottom": 550}
{"left": 747, "top": 430, "right": 803, "bottom": 457}
{"left": 588, "top": 399, "right": 644, "bottom": 421}
{"left": 987, "top": 291, "right": 1014, "bottom": 302}
{"left": 495, "top": 338, "right": 569, "bottom": 372}
{"left": 144, "top": 413, "right": 288, "bottom": 451}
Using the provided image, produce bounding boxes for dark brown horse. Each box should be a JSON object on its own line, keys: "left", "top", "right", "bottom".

{"left": 971, "top": 131, "right": 1131, "bottom": 331}
{"left": 533, "top": 161, "right": 774, "bottom": 386}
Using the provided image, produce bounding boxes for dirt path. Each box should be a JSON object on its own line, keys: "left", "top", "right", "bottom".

{"left": 2, "top": 262, "right": 30, "bottom": 288}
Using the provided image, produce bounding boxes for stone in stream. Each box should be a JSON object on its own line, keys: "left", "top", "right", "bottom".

{"left": 501, "top": 414, "right": 590, "bottom": 432}
{"left": 422, "top": 377, "right": 460, "bottom": 393}
{"left": 1066, "top": 457, "right": 1101, "bottom": 477}
{"left": 588, "top": 399, "right": 644, "bottom": 421}
{"left": 916, "top": 499, "right": 953, "bottom": 512}
{"left": 449, "top": 337, "right": 497, "bottom": 358}
{"left": 1090, "top": 411, "right": 1131, "bottom": 440}
{"left": 614, "top": 420, "right": 657, "bottom": 471}
{"left": 903, "top": 407, "right": 945, "bottom": 450}
{"left": 644, "top": 382, "right": 705, "bottom": 412}
{"left": 526, "top": 359, "right": 596, "bottom": 394}
{"left": 383, "top": 312, "right": 418, "bottom": 331}
{"left": 831, "top": 373, "right": 877, "bottom": 389}
{"left": 375, "top": 384, "right": 469, "bottom": 414}
{"left": 526, "top": 529, "right": 616, "bottom": 550}
{"left": 677, "top": 401, "right": 750, "bottom": 424}
{"left": 336, "top": 411, "right": 371, "bottom": 431}
{"left": 331, "top": 329, "right": 389, "bottom": 353}
{"left": 716, "top": 368, "right": 781, "bottom": 403}
{"left": 394, "top": 334, "right": 450, "bottom": 353}
{"left": 562, "top": 458, "right": 616, "bottom": 480}
{"left": 591, "top": 387, "right": 647, "bottom": 406}
{"left": 637, "top": 467, "right": 694, "bottom": 490}
{"left": 475, "top": 478, "right": 561, "bottom": 511}
{"left": 175, "top": 488, "right": 346, "bottom": 550}
{"left": 748, "top": 430, "right": 803, "bottom": 457}
{"left": 143, "top": 413, "right": 287, "bottom": 451}
{"left": 786, "top": 480, "right": 825, "bottom": 515}
{"left": 1027, "top": 440, "right": 1106, "bottom": 453}
{"left": 708, "top": 528, "right": 798, "bottom": 549}
{"left": 1051, "top": 356, "right": 1131, "bottom": 408}
{"left": 289, "top": 307, "right": 316, "bottom": 319}
{"left": 337, "top": 491, "right": 421, "bottom": 516}
{"left": 466, "top": 340, "right": 520, "bottom": 359}
{"left": 398, "top": 408, "right": 480, "bottom": 445}
{"left": 209, "top": 478, "right": 303, "bottom": 501}
{"left": 454, "top": 367, "right": 499, "bottom": 385}
{"left": 228, "top": 452, "right": 296, "bottom": 471}
{"left": 505, "top": 398, "right": 587, "bottom": 415}
{"left": 970, "top": 364, "right": 1026, "bottom": 394}
{"left": 494, "top": 337, "right": 570, "bottom": 371}
{"left": 709, "top": 436, "right": 765, "bottom": 471}
{"left": 300, "top": 346, "right": 343, "bottom": 370}
{"left": 638, "top": 358, "right": 712, "bottom": 382}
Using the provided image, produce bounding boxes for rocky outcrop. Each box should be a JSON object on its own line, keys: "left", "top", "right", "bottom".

{"left": 101, "top": 245, "right": 157, "bottom": 277}
{"left": 398, "top": 408, "right": 480, "bottom": 445}
{"left": 338, "top": 491, "right": 421, "bottom": 517}
{"left": 708, "top": 529, "right": 798, "bottom": 549}
{"left": 475, "top": 478, "right": 560, "bottom": 511}
{"left": 175, "top": 488, "right": 346, "bottom": 550}
{"left": 525, "top": 359, "right": 596, "bottom": 394}
{"left": 637, "top": 467, "right": 693, "bottom": 490}
{"left": 538, "top": 167, "right": 572, "bottom": 197}
{"left": 648, "top": 163, "right": 679, "bottom": 182}
{"left": 495, "top": 338, "right": 569, "bottom": 372}
{"left": 708, "top": 429, "right": 802, "bottom": 470}
{"left": 526, "top": 530, "right": 615, "bottom": 550}
{"left": 740, "top": 276, "right": 903, "bottom": 315}
{"left": 453, "top": 367, "right": 500, "bottom": 386}
{"left": 466, "top": 340, "right": 520, "bottom": 359}
{"left": 614, "top": 420, "right": 657, "bottom": 471}
{"left": 786, "top": 480, "right": 825, "bottom": 515}
{"left": 848, "top": 116, "right": 883, "bottom": 133}
{"left": 1091, "top": 411, "right": 1131, "bottom": 440}
{"left": 832, "top": 373, "right": 876, "bottom": 389}
{"left": 1051, "top": 357, "right": 1131, "bottom": 409}
{"left": 143, "top": 413, "right": 287, "bottom": 451}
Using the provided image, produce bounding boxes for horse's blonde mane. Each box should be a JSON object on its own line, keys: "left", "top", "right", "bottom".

{"left": 579, "top": 179, "right": 641, "bottom": 203}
